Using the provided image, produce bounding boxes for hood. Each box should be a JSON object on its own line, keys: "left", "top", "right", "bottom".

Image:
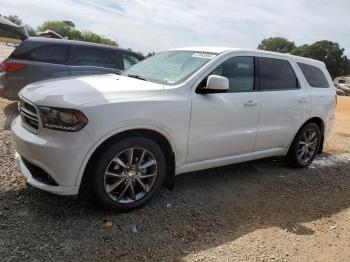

{"left": 0, "top": 16, "right": 28, "bottom": 40}
{"left": 20, "top": 74, "right": 164, "bottom": 107}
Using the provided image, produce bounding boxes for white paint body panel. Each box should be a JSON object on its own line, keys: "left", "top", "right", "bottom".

{"left": 11, "top": 48, "right": 336, "bottom": 195}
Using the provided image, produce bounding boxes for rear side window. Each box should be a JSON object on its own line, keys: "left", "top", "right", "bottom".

{"left": 12, "top": 44, "right": 69, "bottom": 65}
{"left": 122, "top": 53, "right": 142, "bottom": 70}
{"left": 260, "top": 57, "right": 299, "bottom": 90}
{"left": 71, "top": 46, "right": 117, "bottom": 68}
{"left": 297, "top": 62, "right": 329, "bottom": 88}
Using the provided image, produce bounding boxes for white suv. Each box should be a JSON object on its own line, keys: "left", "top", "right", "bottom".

{"left": 12, "top": 47, "right": 336, "bottom": 211}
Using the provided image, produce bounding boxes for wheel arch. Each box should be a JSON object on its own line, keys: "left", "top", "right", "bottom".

{"left": 288, "top": 117, "right": 325, "bottom": 155}
{"left": 77, "top": 127, "right": 176, "bottom": 195}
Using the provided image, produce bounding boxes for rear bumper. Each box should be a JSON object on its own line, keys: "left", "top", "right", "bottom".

{"left": 15, "top": 152, "right": 79, "bottom": 196}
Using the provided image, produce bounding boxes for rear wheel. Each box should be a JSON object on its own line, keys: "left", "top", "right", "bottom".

{"left": 287, "top": 123, "right": 321, "bottom": 167}
{"left": 93, "top": 137, "right": 166, "bottom": 212}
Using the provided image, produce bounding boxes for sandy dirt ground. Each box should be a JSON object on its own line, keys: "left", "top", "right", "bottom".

{"left": 0, "top": 96, "right": 349, "bottom": 261}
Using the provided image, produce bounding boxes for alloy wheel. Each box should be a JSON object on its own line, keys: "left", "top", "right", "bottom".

{"left": 103, "top": 147, "right": 158, "bottom": 203}
{"left": 297, "top": 128, "right": 318, "bottom": 164}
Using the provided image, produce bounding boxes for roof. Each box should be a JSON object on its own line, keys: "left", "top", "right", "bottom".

{"left": 24, "top": 37, "right": 143, "bottom": 57}
{"left": 171, "top": 46, "right": 325, "bottom": 67}
{"left": 172, "top": 46, "right": 237, "bottom": 53}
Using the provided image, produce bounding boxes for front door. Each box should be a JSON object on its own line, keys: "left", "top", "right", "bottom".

{"left": 187, "top": 56, "right": 261, "bottom": 163}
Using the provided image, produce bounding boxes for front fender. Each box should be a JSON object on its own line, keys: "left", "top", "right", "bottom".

{"left": 74, "top": 124, "right": 177, "bottom": 186}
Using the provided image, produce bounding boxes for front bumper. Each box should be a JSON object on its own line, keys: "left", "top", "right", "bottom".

{"left": 15, "top": 152, "right": 79, "bottom": 195}
{"left": 11, "top": 116, "right": 92, "bottom": 196}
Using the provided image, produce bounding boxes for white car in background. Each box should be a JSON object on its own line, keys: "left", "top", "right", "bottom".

{"left": 12, "top": 47, "right": 336, "bottom": 212}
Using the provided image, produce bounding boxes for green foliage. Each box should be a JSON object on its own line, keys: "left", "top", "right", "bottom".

{"left": 258, "top": 37, "right": 296, "bottom": 53}
{"left": 37, "top": 21, "right": 73, "bottom": 38}
{"left": 258, "top": 37, "right": 350, "bottom": 79}
{"left": 80, "top": 31, "right": 117, "bottom": 46}
{"left": 1, "top": 14, "right": 119, "bottom": 47}
{"left": 66, "top": 28, "right": 82, "bottom": 40}
{"left": 291, "top": 41, "right": 350, "bottom": 78}
{"left": 36, "top": 20, "right": 117, "bottom": 46}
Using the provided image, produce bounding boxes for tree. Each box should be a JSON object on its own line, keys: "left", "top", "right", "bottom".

{"left": 291, "top": 41, "right": 350, "bottom": 78}
{"left": 80, "top": 31, "right": 117, "bottom": 46}
{"left": 37, "top": 20, "right": 118, "bottom": 46}
{"left": 66, "top": 28, "right": 82, "bottom": 40}
{"left": 37, "top": 21, "right": 73, "bottom": 37}
{"left": 258, "top": 37, "right": 296, "bottom": 53}
{"left": 24, "top": 25, "right": 36, "bottom": 36}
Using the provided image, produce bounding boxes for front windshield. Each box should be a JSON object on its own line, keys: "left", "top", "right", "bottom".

{"left": 124, "top": 51, "right": 217, "bottom": 85}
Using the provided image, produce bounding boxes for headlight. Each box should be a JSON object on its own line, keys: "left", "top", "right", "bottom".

{"left": 38, "top": 106, "right": 88, "bottom": 132}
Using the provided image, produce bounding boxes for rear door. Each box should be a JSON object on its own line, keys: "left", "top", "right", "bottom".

{"left": 254, "top": 56, "right": 310, "bottom": 151}
{"left": 68, "top": 45, "right": 121, "bottom": 76}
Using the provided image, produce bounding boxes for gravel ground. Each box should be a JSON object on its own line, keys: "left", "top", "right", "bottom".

{"left": 0, "top": 97, "right": 350, "bottom": 262}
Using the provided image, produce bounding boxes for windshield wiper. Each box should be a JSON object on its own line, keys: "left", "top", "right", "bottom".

{"left": 127, "top": 74, "right": 148, "bottom": 81}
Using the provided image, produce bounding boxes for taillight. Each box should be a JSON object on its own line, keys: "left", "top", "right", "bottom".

{"left": 0, "top": 61, "right": 26, "bottom": 72}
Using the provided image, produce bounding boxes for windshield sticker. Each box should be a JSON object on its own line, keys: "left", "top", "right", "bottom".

{"left": 192, "top": 53, "right": 216, "bottom": 59}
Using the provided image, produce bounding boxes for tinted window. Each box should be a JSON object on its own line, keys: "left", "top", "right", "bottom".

{"left": 260, "top": 58, "right": 298, "bottom": 90}
{"left": 123, "top": 53, "right": 142, "bottom": 70}
{"left": 297, "top": 62, "right": 329, "bottom": 88}
{"left": 210, "top": 56, "right": 254, "bottom": 92}
{"left": 12, "top": 44, "right": 69, "bottom": 64}
{"left": 71, "top": 46, "right": 117, "bottom": 68}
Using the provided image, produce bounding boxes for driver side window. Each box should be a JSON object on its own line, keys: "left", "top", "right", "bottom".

{"left": 210, "top": 56, "right": 255, "bottom": 92}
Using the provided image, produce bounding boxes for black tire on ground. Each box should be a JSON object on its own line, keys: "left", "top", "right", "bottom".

{"left": 287, "top": 122, "right": 321, "bottom": 168}
{"left": 93, "top": 137, "right": 167, "bottom": 212}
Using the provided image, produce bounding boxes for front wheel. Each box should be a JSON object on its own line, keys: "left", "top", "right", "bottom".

{"left": 93, "top": 137, "right": 166, "bottom": 212}
{"left": 287, "top": 123, "right": 321, "bottom": 167}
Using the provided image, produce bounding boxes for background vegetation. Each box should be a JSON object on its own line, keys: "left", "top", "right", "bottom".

{"left": 1, "top": 15, "right": 118, "bottom": 47}
{"left": 258, "top": 37, "right": 350, "bottom": 78}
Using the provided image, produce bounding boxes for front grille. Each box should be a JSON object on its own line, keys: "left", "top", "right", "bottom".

{"left": 19, "top": 99, "right": 39, "bottom": 131}
{"left": 22, "top": 157, "right": 58, "bottom": 186}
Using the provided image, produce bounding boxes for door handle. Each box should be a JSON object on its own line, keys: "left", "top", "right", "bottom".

{"left": 298, "top": 98, "right": 308, "bottom": 103}
{"left": 243, "top": 100, "right": 258, "bottom": 106}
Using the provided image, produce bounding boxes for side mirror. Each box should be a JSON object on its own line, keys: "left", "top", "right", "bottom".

{"left": 204, "top": 75, "right": 229, "bottom": 92}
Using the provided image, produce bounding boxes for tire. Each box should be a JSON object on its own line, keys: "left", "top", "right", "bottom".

{"left": 287, "top": 122, "right": 321, "bottom": 168}
{"left": 93, "top": 137, "right": 167, "bottom": 212}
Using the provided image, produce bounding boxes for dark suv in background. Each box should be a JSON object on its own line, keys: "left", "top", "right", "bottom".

{"left": 0, "top": 17, "right": 144, "bottom": 100}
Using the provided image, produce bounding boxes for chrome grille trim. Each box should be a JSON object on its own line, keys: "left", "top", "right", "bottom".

{"left": 19, "top": 98, "right": 40, "bottom": 133}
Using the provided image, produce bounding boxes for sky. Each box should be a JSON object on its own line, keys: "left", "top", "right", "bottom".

{"left": 1, "top": 0, "right": 349, "bottom": 55}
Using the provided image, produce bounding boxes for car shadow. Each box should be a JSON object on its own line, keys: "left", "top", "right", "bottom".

{"left": 1, "top": 153, "right": 350, "bottom": 261}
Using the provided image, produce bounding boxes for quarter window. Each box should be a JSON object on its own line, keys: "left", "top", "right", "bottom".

{"left": 71, "top": 46, "right": 117, "bottom": 68}
{"left": 297, "top": 62, "right": 329, "bottom": 88}
{"left": 260, "top": 57, "right": 299, "bottom": 90}
{"left": 210, "top": 56, "right": 255, "bottom": 92}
